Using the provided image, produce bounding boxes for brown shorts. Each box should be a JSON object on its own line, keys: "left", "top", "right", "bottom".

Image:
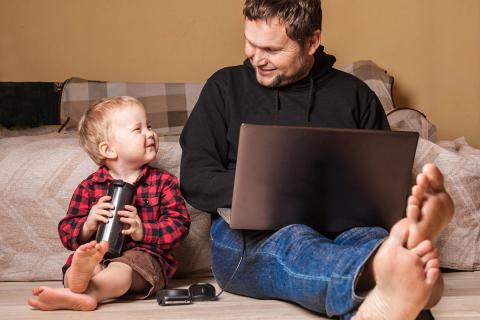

{"left": 104, "top": 249, "right": 165, "bottom": 299}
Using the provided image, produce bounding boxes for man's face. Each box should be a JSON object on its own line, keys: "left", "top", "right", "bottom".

{"left": 244, "top": 17, "right": 313, "bottom": 87}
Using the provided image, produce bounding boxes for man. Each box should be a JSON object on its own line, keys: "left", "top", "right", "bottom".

{"left": 180, "top": 1, "right": 454, "bottom": 319}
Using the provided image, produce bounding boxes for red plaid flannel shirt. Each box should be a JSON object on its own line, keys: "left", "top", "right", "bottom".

{"left": 58, "top": 165, "right": 190, "bottom": 283}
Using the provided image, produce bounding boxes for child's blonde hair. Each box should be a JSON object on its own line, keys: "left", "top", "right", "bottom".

{"left": 78, "top": 96, "right": 144, "bottom": 165}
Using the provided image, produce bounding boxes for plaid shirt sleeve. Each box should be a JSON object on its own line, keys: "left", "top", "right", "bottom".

{"left": 58, "top": 180, "right": 97, "bottom": 250}
{"left": 141, "top": 171, "right": 190, "bottom": 251}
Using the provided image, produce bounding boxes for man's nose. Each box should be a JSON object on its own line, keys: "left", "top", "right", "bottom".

{"left": 251, "top": 49, "right": 268, "bottom": 67}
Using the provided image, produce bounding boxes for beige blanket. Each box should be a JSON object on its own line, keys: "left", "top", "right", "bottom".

{"left": 414, "top": 137, "right": 480, "bottom": 270}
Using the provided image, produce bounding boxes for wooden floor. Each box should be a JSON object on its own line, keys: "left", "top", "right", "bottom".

{"left": 1, "top": 272, "right": 479, "bottom": 320}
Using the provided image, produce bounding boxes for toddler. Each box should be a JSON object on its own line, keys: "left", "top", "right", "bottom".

{"left": 28, "top": 96, "right": 190, "bottom": 310}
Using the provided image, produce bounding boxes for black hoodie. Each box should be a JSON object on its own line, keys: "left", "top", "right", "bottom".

{"left": 180, "top": 47, "right": 390, "bottom": 214}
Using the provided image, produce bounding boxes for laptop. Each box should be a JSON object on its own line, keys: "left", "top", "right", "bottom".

{"left": 219, "top": 124, "right": 419, "bottom": 233}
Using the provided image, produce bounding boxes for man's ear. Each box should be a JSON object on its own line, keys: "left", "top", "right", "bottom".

{"left": 98, "top": 141, "right": 117, "bottom": 160}
{"left": 305, "top": 30, "right": 321, "bottom": 56}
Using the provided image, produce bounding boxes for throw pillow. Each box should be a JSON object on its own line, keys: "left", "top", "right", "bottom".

{"left": 59, "top": 78, "right": 203, "bottom": 137}
{"left": 342, "top": 60, "right": 395, "bottom": 113}
{"left": 414, "top": 137, "right": 480, "bottom": 270}
{"left": 387, "top": 107, "right": 437, "bottom": 142}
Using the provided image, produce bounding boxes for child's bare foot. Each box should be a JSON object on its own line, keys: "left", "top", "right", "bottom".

{"left": 353, "top": 220, "right": 440, "bottom": 320}
{"left": 68, "top": 240, "right": 108, "bottom": 293}
{"left": 406, "top": 163, "right": 454, "bottom": 249}
{"left": 27, "top": 286, "right": 97, "bottom": 311}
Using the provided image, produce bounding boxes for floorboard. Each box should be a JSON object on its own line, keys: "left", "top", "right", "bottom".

{"left": 1, "top": 272, "right": 479, "bottom": 319}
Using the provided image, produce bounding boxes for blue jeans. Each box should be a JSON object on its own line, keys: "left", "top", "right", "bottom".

{"left": 211, "top": 218, "right": 388, "bottom": 319}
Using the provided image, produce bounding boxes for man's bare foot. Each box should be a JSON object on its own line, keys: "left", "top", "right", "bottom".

{"left": 406, "top": 163, "right": 454, "bottom": 249}
{"left": 67, "top": 240, "right": 108, "bottom": 293}
{"left": 27, "top": 286, "right": 97, "bottom": 311}
{"left": 353, "top": 220, "right": 440, "bottom": 320}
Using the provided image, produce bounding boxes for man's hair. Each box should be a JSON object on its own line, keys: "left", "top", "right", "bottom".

{"left": 78, "top": 96, "right": 143, "bottom": 166}
{"left": 243, "top": 0, "right": 322, "bottom": 45}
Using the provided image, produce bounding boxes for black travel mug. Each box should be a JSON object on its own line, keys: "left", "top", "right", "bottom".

{"left": 95, "top": 180, "right": 135, "bottom": 258}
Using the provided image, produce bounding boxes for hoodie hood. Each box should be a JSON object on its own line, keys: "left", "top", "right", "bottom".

{"left": 243, "top": 46, "right": 337, "bottom": 124}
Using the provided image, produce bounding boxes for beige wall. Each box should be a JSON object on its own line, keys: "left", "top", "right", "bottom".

{"left": 322, "top": 0, "right": 480, "bottom": 148}
{"left": 1, "top": 0, "right": 479, "bottom": 147}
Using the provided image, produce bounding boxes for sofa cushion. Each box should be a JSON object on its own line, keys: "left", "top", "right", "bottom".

{"left": 152, "top": 142, "right": 212, "bottom": 275}
{"left": 0, "top": 133, "right": 211, "bottom": 281}
{"left": 414, "top": 137, "right": 480, "bottom": 270}
{"left": 59, "top": 78, "right": 203, "bottom": 139}
{"left": 387, "top": 107, "right": 437, "bottom": 142}
{"left": 342, "top": 60, "right": 395, "bottom": 113}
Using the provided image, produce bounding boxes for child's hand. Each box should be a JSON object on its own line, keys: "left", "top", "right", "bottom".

{"left": 83, "top": 195, "right": 114, "bottom": 234}
{"left": 118, "top": 205, "right": 143, "bottom": 241}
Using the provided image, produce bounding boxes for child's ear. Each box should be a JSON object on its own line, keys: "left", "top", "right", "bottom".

{"left": 98, "top": 141, "right": 117, "bottom": 160}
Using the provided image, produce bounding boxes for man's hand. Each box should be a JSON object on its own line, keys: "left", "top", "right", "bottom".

{"left": 118, "top": 205, "right": 144, "bottom": 241}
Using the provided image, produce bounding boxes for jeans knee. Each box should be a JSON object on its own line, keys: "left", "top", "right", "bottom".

{"left": 335, "top": 226, "right": 388, "bottom": 245}
{"left": 270, "top": 224, "right": 321, "bottom": 245}
{"left": 278, "top": 223, "right": 317, "bottom": 236}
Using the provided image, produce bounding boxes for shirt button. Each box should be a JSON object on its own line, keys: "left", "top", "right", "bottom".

{"left": 144, "top": 199, "right": 149, "bottom": 205}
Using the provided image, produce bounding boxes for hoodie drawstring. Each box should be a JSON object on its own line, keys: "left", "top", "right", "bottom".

{"left": 306, "top": 75, "right": 315, "bottom": 126}
{"left": 274, "top": 89, "right": 279, "bottom": 123}
{"left": 273, "top": 75, "right": 315, "bottom": 125}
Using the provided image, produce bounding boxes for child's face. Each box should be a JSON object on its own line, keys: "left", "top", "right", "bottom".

{"left": 108, "top": 103, "right": 158, "bottom": 168}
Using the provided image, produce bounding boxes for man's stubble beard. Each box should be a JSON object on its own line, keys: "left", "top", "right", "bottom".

{"left": 258, "top": 54, "right": 313, "bottom": 88}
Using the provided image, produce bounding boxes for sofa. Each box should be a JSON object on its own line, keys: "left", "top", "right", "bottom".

{"left": 1, "top": 61, "right": 480, "bottom": 319}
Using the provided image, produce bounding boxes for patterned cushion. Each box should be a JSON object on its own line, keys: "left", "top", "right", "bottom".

{"left": 414, "top": 137, "right": 480, "bottom": 270}
{"left": 60, "top": 78, "right": 203, "bottom": 140}
{"left": 0, "top": 133, "right": 211, "bottom": 281}
{"left": 387, "top": 107, "right": 437, "bottom": 142}
{"left": 342, "top": 60, "right": 395, "bottom": 113}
